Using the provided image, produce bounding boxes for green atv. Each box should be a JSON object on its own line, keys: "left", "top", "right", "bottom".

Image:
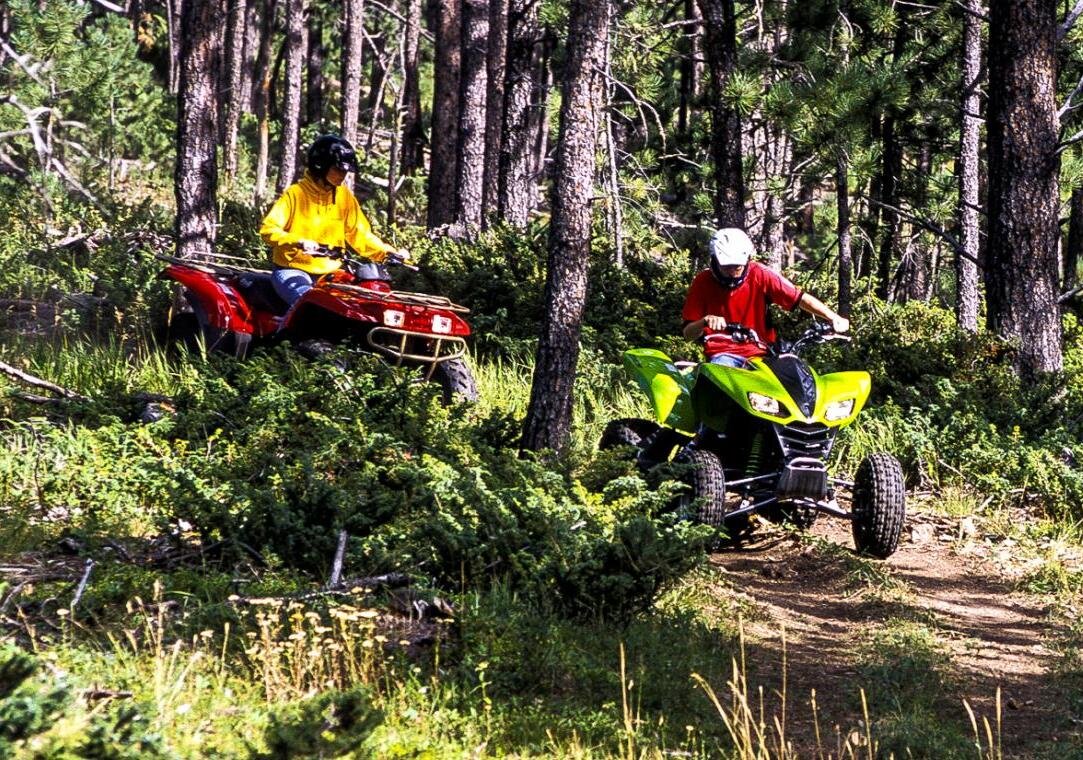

{"left": 601, "top": 322, "right": 905, "bottom": 558}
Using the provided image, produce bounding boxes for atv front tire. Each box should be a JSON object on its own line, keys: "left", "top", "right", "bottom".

{"left": 598, "top": 418, "right": 661, "bottom": 450}
{"left": 851, "top": 453, "right": 906, "bottom": 558}
{"left": 431, "top": 357, "right": 478, "bottom": 404}
{"left": 671, "top": 450, "right": 732, "bottom": 532}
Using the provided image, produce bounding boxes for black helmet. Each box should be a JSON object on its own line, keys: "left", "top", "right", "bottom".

{"left": 306, "top": 134, "right": 359, "bottom": 178}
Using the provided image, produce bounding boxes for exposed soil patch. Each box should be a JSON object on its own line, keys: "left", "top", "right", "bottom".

{"left": 709, "top": 507, "right": 1070, "bottom": 757}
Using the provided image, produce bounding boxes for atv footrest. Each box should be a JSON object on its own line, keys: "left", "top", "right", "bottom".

{"left": 776, "top": 456, "right": 828, "bottom": 500}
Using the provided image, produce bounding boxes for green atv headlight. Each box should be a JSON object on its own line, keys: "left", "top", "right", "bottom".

{"left": 824, "top": 398, "right": 856, "bottom": 421}
{"left": 748, "top": 392, "right": 786, "bottom": 417}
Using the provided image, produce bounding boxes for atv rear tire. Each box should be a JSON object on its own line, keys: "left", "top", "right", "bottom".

{"left": 598, "top": 418, "right": 661, "bottom": 451}
{"left": 851, "top": 453, "right": 906, "bottom": 558}
{"left": 431, "top": 357, "right": 478, "bottom": 404}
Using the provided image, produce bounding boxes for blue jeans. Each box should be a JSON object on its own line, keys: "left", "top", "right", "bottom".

{"left": 272, "top": 268, "right": 313, "bottom": 305}
{"left": 709, "top": 353, "right": 750, "bottom": 369}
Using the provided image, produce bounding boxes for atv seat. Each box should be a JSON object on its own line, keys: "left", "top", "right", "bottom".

{"left": 236, "top": 272, "right": 289, "bottom": 314}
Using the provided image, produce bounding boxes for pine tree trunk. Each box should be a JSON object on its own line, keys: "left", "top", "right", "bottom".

{"left": 400, "top": 0, "right": 424, "bottom": 175}
{"left": 836, "top": 153, "right": 852, "bottom": 316}
{"left": 498, "top": 0, "right": 542, "bottom": 226}
{"left": 677, "top": 0, "right": 698, "bottom": 136}
{"left": 175, "top": 0, "right": 223, "bottom": 259}
{"left": 481, "top": 0, "right": 508, "bottom": 219}
{"left": 521, "top": 0, "right": 609, "bottom": 454}
{"left": 342, "top": 0, "right": 365, "bottom": 145}
{"left": 276, "top": 0, "right": 304, "bottom": 193}
{"left": 899, "top": 144, "right": 933, "bottom": 303}
{"left": 222, "top": 0, "right": 247, "bottom": 180}
{"left": 455, "top": 0, "right": 490, "bottom": 229}
{"left": 986, "top": 0, "right": 1062, "bottom": 375}
{"left": 957, "top": 0, "right": 982, "bottom": 331}
{"left": 428, "top": 0, "right": 462, "bottom": 229}
{"left": 253, "top": 0, "right": 277, "bottom": 204}
{"left": 696, "top": 0, "right": 744, "bottom": 228}
{"left": 166, "top": 0, "right": 181, "bottom": 94}
{"left": 875, "top": 114, "right": 901, "bottom": 300}
{"left": 364, "top": 31, "right": 388, "bottom": 137}
{"left": 528, "top": 36, "right": 553, "bottom": 192}
{"left": 239, "top": 0, "right": 259, "bottom": 113}
{"left": 306, "top": 12, "right": 325, "bottom": 126}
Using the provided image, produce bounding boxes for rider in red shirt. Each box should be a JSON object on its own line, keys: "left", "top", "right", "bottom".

{"left": 682, "top": 228, "right": 849, "bottom": 366}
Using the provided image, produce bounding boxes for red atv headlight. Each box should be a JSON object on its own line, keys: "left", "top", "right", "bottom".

{"left": 432, "top": 315, "right": 453, "bottom": 334}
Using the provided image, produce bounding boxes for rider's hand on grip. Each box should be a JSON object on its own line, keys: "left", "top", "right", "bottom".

{"left": 298, "top": 239, "right": 320, "bottom": 254}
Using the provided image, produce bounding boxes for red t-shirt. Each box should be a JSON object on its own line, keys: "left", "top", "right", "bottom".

{"left": 681, "top": 261, "right": 803, "bottom": 358}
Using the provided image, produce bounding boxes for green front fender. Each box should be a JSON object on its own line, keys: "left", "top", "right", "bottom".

{"left": 697, "top": 361, "right": 871, "bottom": 427}
{"left": 622, "top": 349, "right": 697, "bottom": 433}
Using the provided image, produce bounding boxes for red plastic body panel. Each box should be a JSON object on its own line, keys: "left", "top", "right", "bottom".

{"left": 282, "top": 283, "right": 471, "bottom": 338}
{"left": 163, "top": 265, "right": 256, "bottom": 334}
{"left": 163, "top": 263, "right": 470, "bottom": 342}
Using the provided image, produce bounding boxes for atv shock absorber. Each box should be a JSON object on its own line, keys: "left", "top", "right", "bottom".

{"left": 745, "top": 430, "right": 764, "bottom": 479}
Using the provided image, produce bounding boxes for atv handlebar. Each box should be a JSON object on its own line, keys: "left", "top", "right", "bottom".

{"left": 312, "top": 244, "right": 418, "bottom": 272}
{"left": 703, "top": 320, "right": 850, "bottom": 356}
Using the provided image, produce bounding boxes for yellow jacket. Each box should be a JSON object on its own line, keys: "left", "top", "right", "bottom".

{"left": 259, "top": 171, "right": 396, "bottom": 274}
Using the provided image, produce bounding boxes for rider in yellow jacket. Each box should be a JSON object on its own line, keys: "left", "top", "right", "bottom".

{"left": 260, "top": 135, "right": 402, "bottom": 304}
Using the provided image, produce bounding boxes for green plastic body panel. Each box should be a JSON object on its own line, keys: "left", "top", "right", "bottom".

{"left": 697, "top": 358, "right": 871, "bottom": 427}
{"left": 622, "top": 349, "right": 697, "bottom": 432}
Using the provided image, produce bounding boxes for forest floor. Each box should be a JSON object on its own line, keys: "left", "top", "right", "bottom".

{"left": 710, "top": 499, "right": 1081, "bottom": 758}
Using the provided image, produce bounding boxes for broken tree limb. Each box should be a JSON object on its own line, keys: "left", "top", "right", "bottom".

{"left": 71, "top": 558, "right": 94, "bottom": 609}
{"left": 328, "top": 530, "right": 348, "bottom": 589}
{"left": 0, "top": 361, "right": 88, "bottom": 401}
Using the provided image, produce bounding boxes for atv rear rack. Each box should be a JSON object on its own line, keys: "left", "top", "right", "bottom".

{"left": 366, "top": 326, "right": 466, "bottom": 370}
{"left": 155, "top": 253, "right": 269, "bottom": 277}
{"left": 326, "top": 282, "right": 470, "bottom": 313}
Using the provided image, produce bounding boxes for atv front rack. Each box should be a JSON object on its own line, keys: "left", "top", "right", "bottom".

{"left": 325, "top": 282, "right": 470, "bottom": 314}
{"left": 366, "top": 326, "right": 467, "bottom": 371}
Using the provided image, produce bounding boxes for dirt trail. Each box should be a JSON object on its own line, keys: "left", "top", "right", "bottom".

{"left": 709, "top": 507, "right": 1071, "bottom": 757}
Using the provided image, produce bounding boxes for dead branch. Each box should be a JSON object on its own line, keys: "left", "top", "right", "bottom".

{"left": 71, "top": 558, "right": 94, "bottom": 609}
{"left": 327, "top": 530, "right": 349, "bottom": 589}
{"left": 0, "top": 361, "right": 88, "bottom": 401}
{"left": 83, "top": 688, "right": 134, "bottom": 701}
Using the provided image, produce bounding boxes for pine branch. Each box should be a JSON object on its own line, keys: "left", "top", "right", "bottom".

{"left": 1062, "top": 0, "right": 1083, "bottom": 40}
{"left": 864, "top": 198, "right": 978, "bottom": 264}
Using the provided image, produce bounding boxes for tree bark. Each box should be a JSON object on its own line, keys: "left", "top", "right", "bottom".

{"left": 239, "top": 0, "right": 259, "bottom": 113}
{"left": 986, "top": 0, "right": 1062, "bottom": 374}
{"left": 899, "top": 144, "right": 933, "bottom": 303}
{"left": 696, "top": 0, "right": 744, "bottom": 228}
{"left": 252, "top": 0, "right": 277, "bottom": 204}
{"left": 837, "top": 153, "right": 852, "bottom": 317}
{"left": 957, "top": 0, "right": 982, "bottom": 331}
{"left": 222, "top": 0, "right": 248, "bottom": 180}
{"left": 455, "top": 0, "right": 490, "bottom": 229}
{"left": 364, "top": 30, "right": 389, "bottom": 139}
{"left": 875, "top": 113, "right": 901, "bottom": 300}
{"left": 498, "top": 0, "right": 543, "bottom": 227}
{"left": 166, "top": 0, "right": 181, "bottom": 94}
{"left": 528, "top": 35, "right": 553, "bottom": 195}
{"left": 342, "top": 0, "right": 365, "bottom": 145}
{"left": 482, "top": 0, "right": 508, "bottom": 219}
{"left": 276, "top": 0, "right": 305, "bottom": 193}
{"left": 521, "top": 0, "right": 609, "bottom": 454}
{"left": 306, "top": 10, "right": 325, "bottom": 126}
{"left": 677, "top": 0, "right": 700, "bottom": 136}
{"left": 175, "top": 0, "right": 223, "bottom": 259}
{"left": 428, "top": 0, "right": 462, "bottom": 228}
{"left": 400, "top": 0, "right": 425, "bottom": 175}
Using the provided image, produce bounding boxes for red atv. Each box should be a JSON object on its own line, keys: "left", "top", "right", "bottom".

{"left": 159, "top": 247, "right": 477, "bottom": 402}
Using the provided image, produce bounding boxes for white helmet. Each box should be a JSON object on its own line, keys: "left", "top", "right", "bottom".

{"left": 708, "top": 228, "right": 755, "bottom": 287}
